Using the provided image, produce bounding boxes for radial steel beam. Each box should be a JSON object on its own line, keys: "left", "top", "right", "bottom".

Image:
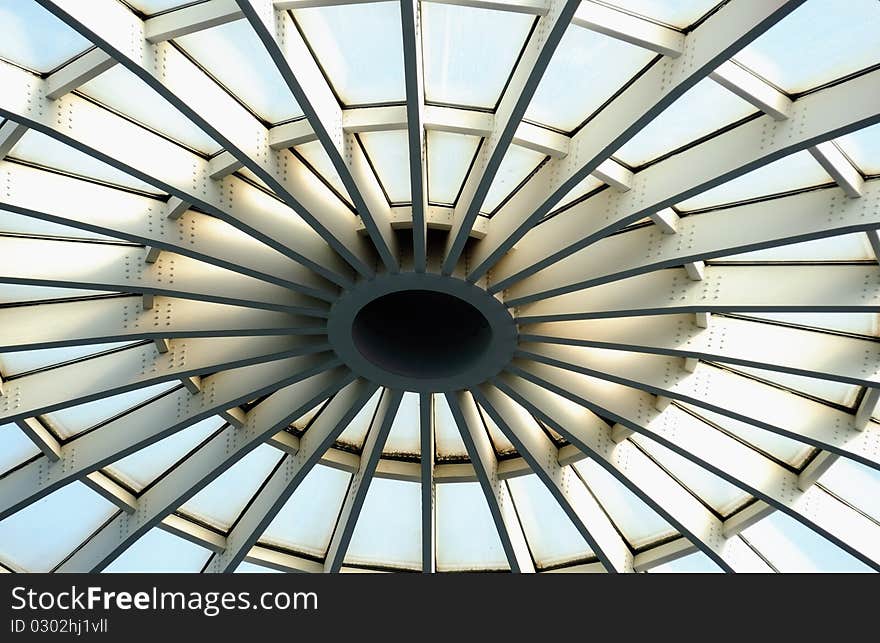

{"left": 446, "top": 390, "right": 535, "bottom": 572}
{"left": 0, "top": 236, "right": 327, "bottom": 315}
{"left": 473, "top": 385, "right": 634, "bottom": 572}
{"left": 510, "top": 359, "right": 880, "bottom": 570}
{"left": 55, "top": 365, "right": 354, "bottom": 572}
{"left": 0, "top": 66, "right": 353, "bottom": 288}
{"left": 324, "top": 389, "right": 404, "bottom": 572}
{"left": 400, "top": 0, "right": 428, "bottom": 270}
{"left": 0, "top": 296, "right": 325, "bottom": 353}
{"left": 515, "top": 264, "right": 880, "bottom": 323}
{"left": 517, "top": 343, "right": 880, "bottom": 471}
{"left": 205, "top": 379, "right": 380, "bottom": 572}
{"left": 235, "top": 0, "right": 400, "bottom": 272}
{"left": 0, "top": 336, "right": 329, "bottom": 426}
{"left": 466, "top": 0, "right": 805, "bottom": 283}
{"left": 487, "top": 63, "right": 880, "bottom": 289}
{"left": 0, "top": 161, "right": 338, "bottom": 300}
{"left": 506, "top": 183, "right": 880, "bottom": 303}
{"left": 39, "top": 0, "right": 376, "bottom": 277}
{"left": 420, "top": 392, "right": 436, "bottom": 572}
{"left": 0, "top": 354, "right": 336, "bottom": 520}
{"left": 493, "top": 373, "right": 771, "bottom": 572}
{"left": 521, "top": 314, "right": 880, "bottom": 387}
{"left": 441, "top": 0, "right": 581, "bottom": 274}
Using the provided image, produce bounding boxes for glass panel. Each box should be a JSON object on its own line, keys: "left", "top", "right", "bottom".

{"left": 261, "top": 464, "right": 351, "bottom": 557}
{"left": 0, "top": 422, "right": 40, "bottom": 475}
{"left": 819, "top": 458, "right": 880, "bottom": 523}
{"left": 648, "top": 549, "right": 723, "bottom": 573}
{"left": 235, "top": 561, "right": 282, "bottom": 573}
{"left": 384, "top": 391, "right": 420, "bottom": 456}
{"left": 422, "top": 3, "right": 534, "bottom": 109}
{"left": 724, "top": 363, "right": 859, "bottom": 408}
{"left": 436, "top": 481, "right": 509, "bottom": 571}
{"left": 676, "top": 152, "right": 832, "bottom": 211}
{"left": 106, "top": 417, "right": 225, "bottom": 492}
{"left": 358, "top": 131, "right": 411, "bottom": 203}
{"left": 434, "top": 393, "right": 467, "bottom": 458}
{"left": 336, "top": 389, "right": 381, "bottom": 449}
{"left": 551, "top": 174, "right": 606, "bottom": 213}
{"left": 0, "top": 0, "right": 90, "bottom": 73}
{"left": 507, "top": 474, "right": 591, "bottom": 568}
{"left": 293, "top": 2, "right": 405, "bottom": 104}
{"left": 104, "top": 527, "right": 211, "bottom": 573}
{"left": 737, "top": 312, "right": 879, "bottom": 337}
{"left": 0, "top": 341, "right": 136, "bottom": 376}
{"left": 838, "top": 123, "right": 880, "bottom": 175}
{"left": 0, "top": 481, "right": 116, "bottom": 572}
{"left": 8, "top": 131, "right": 163, "bottom": 195}
{"left": 175, "top": 20, "right": 303, "bottom": 124}
{"left": 481, "top": 145, "right": 546, "bottom": 213}
{"left": 527, "top": 27, "right": 655, "bottom": 132}
{"left": 742, "top": 510, "right": 872, "bottom": 572}
{"left": 0, "top": 209, "right": 118, "bottom": 241}
{"left": 574, "top": 459, "right": 677, "bottom": 549}
{"left": 426, "top": 131, "right": 480, "bottom": 204}
{"left": 713, "top": 232, "right": 873, "bottom": 262}
{"left": 679, "top": 403, "right": 811, "bottom": 468}
{"left": 43, "top": 381, "right": 179, "bottom": 439}
{"left": 0, "top": 284, "right": 111, "bottom": 304}
{"left": 734, "top": 0, "right": 880, "bottom": 93}
{"left": 344, "top": 478, "right": 421, "bottom": 570}
{"left": 633, "top": 434, "right": 752, "bottom": 516}
{"left": 79, "top": 66, "right": 222, "bottom": 155}
{"left": 614, "top": 78, "right": 757, "bottom": 166}
{"left": 291, "top": 400, "right": 325, "bottom": 431}
{"left": 477, "top": 405, "right": 516, "bottom": 455}
{"left": 180, "top": 443, "right": 284, "bottom": 530}
{"left": 294, "top": 140, "right": 353, "bottom": 205}
{"left": 605, "top": 0, "right": 720, "bottom": 29}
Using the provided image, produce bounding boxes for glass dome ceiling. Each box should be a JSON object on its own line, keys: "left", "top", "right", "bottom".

{"left": 0, "top": 0, "right": 879, "bottom": 574}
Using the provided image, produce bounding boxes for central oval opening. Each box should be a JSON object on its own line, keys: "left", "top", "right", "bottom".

{"left": 352, "top": 290, "right": 492, "bottom": 379}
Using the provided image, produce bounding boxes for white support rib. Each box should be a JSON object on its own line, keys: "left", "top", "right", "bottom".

{"left": 474, "top": 384, "right": 634, "bottom": 573}
{"left": 495, "top": 373, "right": 772, "bottom": 572}
{"left": 695, "top": 312, "right": 711, "bottom": 328}
{"left": 164, "top": 196, "right": 191, "bottom": 220}
{"left": 867, "top": 229, "right": 880, "bottom": 263}
{"left": 572, "top": 1, "right": 685, "bottom": 58}
{"left": 205, "top": 379, "right": 380, "bottom": 572}
{"left": 423, "top": 105, "right": 494, "bottom": 136}
{"left": 513, "top": 122, "right": 570, "bottom": 159}
{"left": 324, "top": 389, "right": 403, "bottom": 572}
{"left": 160, "top": 514, "right": 227, "bottom": 553}
{"left": 83, "top": 471, "right": 137, "bottom": 514}
{"left": 591, "top": 159, "right": 633, "bottom": 192}
{"left": 721, "top": 501, "right": 774, "bottom": 538}
{"left": 208, "top": 151, "right": 244, "bottom": 179}
{"left": 144, "top": 246, "right": 161, "bottom": 263}
{"left": 56, "top": 364, "right": 352, "bottom": 572}
{"left": 400, "top": 0, "right": 428, "bottom": 270}
{"left": 220, "top": 407, "right": 247, "bottom": 429}
{"left": 856, "top": 388, "right": 880, "bottom": 430}
{"left": 142, "top": 293, "right": 154, "bottom": 310}
{"left": 610, "top": 422, "right": 634, "bottom": 443}
{"left": 15, "top": 417, "right": 62, "bottom": 462}
{"left": 684, "top": 261, "right": 705, "bottom": 281}
{"left": 633, "top": 538, "right": 695, "bottom": 572}
{"left": 650, "top": 208, "right": 679, "bottom": 234}
{"left": 446, "top": 390, "right": 535, "bottom": 573}
{"left": 268, "top": 119, "right": 318, "bottom": 149}
{"left": 710, "top": 61, "right": 792, "bottom": 121}
{"left": 0, "top": 119, "right": 27, "bottom": 158}
{"left": 45, "top": 48, "right": 117, "bottom": 99}
{"left": 0, "top": 354, "right": 335, "bottom": 521}
{"left": 798, "top": 451, "right": 839, "bottom": 492}
{"left": 266, "top": 430, "right": 300, "bottom": 454}
{"left": 235, "top": 0, "right": 399, "bottom": 272}
{"left": 244, "top": 546, "right": 322, "bottom": 572}
{"left": 809, "top": 141, "right": 865, "bottom": 198}
{"left": 441, "top": 0, "right": 582, "bottom": 273}
{"left": 420, "top": 392, "right": 436, "bottom": 573}
{"left": 153, "top": 338, "right": 170, "bottom": 353}
{"left": 144, "top": 0, "right": 244, "bottom": 42}
{"left": 467, "top": 0, "right": 810, "bottom": 283}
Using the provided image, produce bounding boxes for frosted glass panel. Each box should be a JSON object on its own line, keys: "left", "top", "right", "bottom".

{"left": 482, "top": 145, "right": 546, "bottom": 213}
{"left": 0, "top": 341, "right": 135, "bottom": 376}
{"left": 0, "top": 0, "right": 90, "bottom": 72}
{"left": 384, "top": 391, "right": 421, "bottom": 456}
{"left": 605, "top": 0, "right": 720, "bottom": 28}
{"left": 436, "top": 482, "right": 509, "bottom": 571}
{"left": 345, "top": 478, "right": 421, "bottom": 569}
{"left": 359, "top": 131, "right": 411, "bottom": 203}
{"left": 0, "top": 423, "right": 40, "bottom": 475}
{"left": 104, "top": 528, "right": 211, "bottom": 573}
{"left": 426, "top": 131, "right": 481, "bottom": 204}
